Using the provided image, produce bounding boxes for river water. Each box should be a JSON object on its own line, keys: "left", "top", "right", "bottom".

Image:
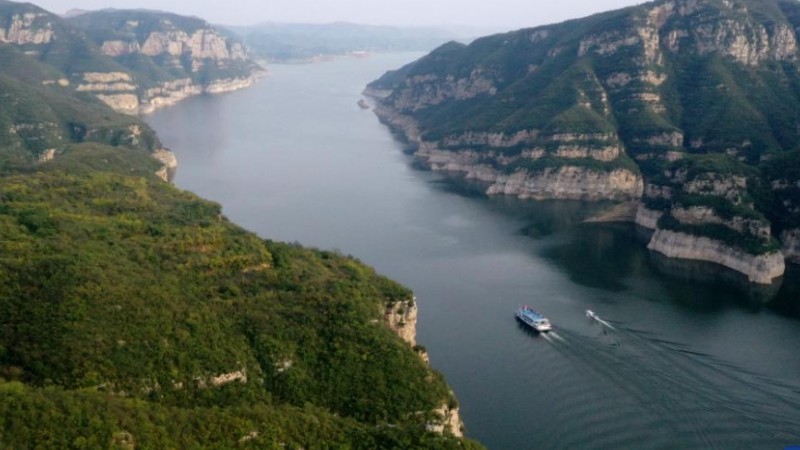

{"left": 147, "top": 52, "right": 800, "bottom": 449}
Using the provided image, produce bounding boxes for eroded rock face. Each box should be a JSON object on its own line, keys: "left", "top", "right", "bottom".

{"left": 671, "top": 205, "right": 770, "bottom": 239}
{"left": 781, "top": 229, "right": 800, "bottom": 264}
{"left": 388, "top": 70, "right": 497, "bottom": 112}
{"left": 152, "top": 148, "right": 178, "bottom": 182}
{"left": 485, "top": 167, "right": 643, "bottom": 201}
{"left": 648, "top": 229, "right": 785, "bottom": 284}
{"left": 636, "top": 204, "right": 663, "bottom": 230}
{"left": 427, "top": 403, "right": 464, "bottom": 438}
{"left": 384, "top": 298, "right": 417, "bottom": 347}
{"left": 0, "top": 12, "right": 54, "bottom": 45}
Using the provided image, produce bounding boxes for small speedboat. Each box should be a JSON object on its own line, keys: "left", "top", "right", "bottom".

{"left": 515, "top": 306, "right": 552, "bottom": 332}
{"left": 586, "top": 310, "right": 597, "bottom": 320}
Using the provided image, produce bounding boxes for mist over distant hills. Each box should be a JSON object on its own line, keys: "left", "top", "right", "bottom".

{"left": 226, "top": 21, "right": 490, "bottom": 62}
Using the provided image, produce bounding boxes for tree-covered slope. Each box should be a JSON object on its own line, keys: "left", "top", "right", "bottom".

{"left": 0, "top": 43, "right": 162, "bottom": 172}
{"left": 368, "top": 0, "right": 800, "bottom": 280}
{"left": 0, "top": 1, "right": 265, "bottom": 115}
{"left": 67, "top": 9, "right": 263, "bottom": 89}
{"left": 0, "top": 3, "right": 480, "bottom": 447}
{"left": 0, "top": 155, "right": 478, "bottom": 447}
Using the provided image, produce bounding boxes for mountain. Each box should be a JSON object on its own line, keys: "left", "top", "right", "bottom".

{"left": 0, "top": 1, "right": 265, "bottom": 115}
{"left": 229, "top": 22, "right": 471, "bottom": 62}
{"left": 367, "top": 0, "right": 800, "bottom": 285}
{"left": 0, "top": 2, "right": 480, "bottom": 448}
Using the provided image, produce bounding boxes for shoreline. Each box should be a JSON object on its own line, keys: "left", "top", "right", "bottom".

{"left": 365, "top": 92, "right": 794, "bottom": 285}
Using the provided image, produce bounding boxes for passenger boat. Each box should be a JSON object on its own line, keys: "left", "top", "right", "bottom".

{"left": 515, "top": 306, "right": 552, "bottom": 332}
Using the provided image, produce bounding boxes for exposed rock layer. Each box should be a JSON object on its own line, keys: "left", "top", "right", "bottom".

{"left": 648, "top": 229, "right": 785, "bottom": 284}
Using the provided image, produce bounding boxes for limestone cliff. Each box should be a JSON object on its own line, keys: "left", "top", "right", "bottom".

{"left": 384, "top": 297, "right": 465, "bottom": 436}
{"left": 370, "top": 103, "right": 643, "bottom": 201}
{"left": 368, "top": 0, "right": 800, "bottom": 283}
{"left": 0, "top": 10, "right": 53, "bottom": 45}
{"left": 65, "top": 9, "right": 266, "bottom": 115}
{"left": 152, "top": 148, "right": 178, "bottom": 183}
{"left": 648, "top": 229, "right": 785, "bottom": 284}
{"left": 384, "top": 297, "right": 418, "bottom": 347}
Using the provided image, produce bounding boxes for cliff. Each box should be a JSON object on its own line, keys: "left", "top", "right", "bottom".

{"left": 0, "top": 3, "right": 265, "bottom": 116}
{"left": 384, "top": 297, "right": 465, "bottom": 437}
{"left": 368, "top": 0, "right": 800, "bottom": 282}
{"left": 66, "top": 9, "right": 266, "bottom": 114}
{"left": 648, "top": 229, "right": 785, "bottom": 284}
{"left": 0, "top": 3, "right": 479, "bottom": 447}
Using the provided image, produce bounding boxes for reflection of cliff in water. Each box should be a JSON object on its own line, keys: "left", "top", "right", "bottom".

{"left": 648, "top": 251, "right": 783, "bottom": 308}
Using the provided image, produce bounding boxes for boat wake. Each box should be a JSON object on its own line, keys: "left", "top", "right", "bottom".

{"left": 525, "top": 314, "right": 800, "bottom": 449}
{"left": 549, "top": 331, "right": 567, "bottom": 343}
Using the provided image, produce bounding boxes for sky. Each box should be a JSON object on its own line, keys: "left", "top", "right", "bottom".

{"left": 32, "top": 0, "right": 645, "bottom": 29}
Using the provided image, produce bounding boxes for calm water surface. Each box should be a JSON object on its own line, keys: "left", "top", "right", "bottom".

{"left": 148, "top": 53, "right": 800, "bottom": 449}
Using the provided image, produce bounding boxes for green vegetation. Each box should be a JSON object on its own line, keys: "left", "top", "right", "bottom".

{"left": 65, "top": 9, "right": 263, "bottom": 91}
{"left": 0, "top": 2, "right": 480, "bottom": 447}
{"left": 658, "top": 213, "right": 781, "bottom": 255}
{"left": 369, "top": 0, "right": 800, "bottom": 250}
{"left": 0, "top": 149, "right": 481, "bottom": 448}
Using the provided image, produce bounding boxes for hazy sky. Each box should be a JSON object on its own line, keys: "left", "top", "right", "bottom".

{"left": 33, "top": 0, "right": 645, "bottom": 29}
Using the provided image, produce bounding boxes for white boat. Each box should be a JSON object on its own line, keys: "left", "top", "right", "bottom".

{"left": 515, "top": 306, "right": 552, "bottom": 332}
{"left": 586, "top": 310, "right": 597, "bottom": 320}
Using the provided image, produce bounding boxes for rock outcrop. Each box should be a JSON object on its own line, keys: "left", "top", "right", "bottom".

{"left": 384, "top": 297, "right": 465, "bottom": 436}
{"left": 371, "top": 104, "right": 643, "bottom": 201}
{"left": 152, "top": 149, "right": 178, "bottom": 183}
{"left": 384, "top": 297, "right": 418, "bottom": 347}
{"left": 635, "top": 204, "right": 663, "bottom": 230}
{"left": 367, "top": 0, "right": 800, "bottom": 284}
{"left": 648, "top": 229, "right": 785, "bottom": 284}
{"left": 427, "top": 403, "right": 465, "bottom": 437}
{"left": 63, "top": 9, "right": 266, "bottom": 115}
{"left": 0, "top": 11, "right": 54, "bottom": 45}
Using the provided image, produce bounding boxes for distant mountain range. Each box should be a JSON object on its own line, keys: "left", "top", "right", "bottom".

{"left": 368, "top": 0, "right": 800, "bottom": 285}
{"left": 227, "top": 22, "right": 488, "bottom": 62}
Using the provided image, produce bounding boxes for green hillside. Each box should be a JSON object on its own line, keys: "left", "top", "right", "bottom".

{"left": 369, "top": 0, "right": 800, "bottom": 259}
{"left": 0, "top": 44, "right": 160, "bottom": 171}
{"left": 0, "top": 2, "right": 479, "bottom": 448}
{"left": 67, "top": 9, "right": 263, "bottom": 89}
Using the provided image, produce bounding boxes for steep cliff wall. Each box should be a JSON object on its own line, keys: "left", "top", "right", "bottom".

{"left": 0, "top": 11, "right": 54, "bottom": 45}
{"left": 384, "top": 297, "right": 464, "bottom": 437}
{"left": 371, "top": 103, "right": 643, "bottom": 201}
{"left": 648, "top": 229, "right": 785, "bottom": 284}
{"left": 384, "top": 298, "right": 418, "bottom": 347}
{"left": 368, "top": 0, "right": 800, "bottom": 282}
{"left": 64, "top": 9, "right": 266, "bottom": 115}
{"left": 636, "top": 204, "right": 663, "bottom": 230}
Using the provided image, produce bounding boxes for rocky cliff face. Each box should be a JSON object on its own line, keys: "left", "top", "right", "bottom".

{"left": 0, "top": 10, "right": 53, "bottom": 45}
{"left": 384, "top": 297, "right": 465, "bottom": 436}
{"left": 0, "top": 4, "right": 265, "bottom": 116}
{"left": 368, "top": 0, "right": 800, "bottom": 283}
{"left": 371, "top": 104, "right": 643, "bottom": 201}
{"left": 648, "top": 229, "right": 785, "bottom": 284}
{"left": 384, "top": 297, "right": 418, "bottom": 347}
{"left": 63, "top": 9, "right": 265, "bottom": 115}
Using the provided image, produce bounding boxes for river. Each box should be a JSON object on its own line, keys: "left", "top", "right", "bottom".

{"left": 147, "top": 52, "right": 800, "bottom": 449}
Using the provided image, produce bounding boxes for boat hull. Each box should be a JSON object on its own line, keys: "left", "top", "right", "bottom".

{"left": 515, "top": 312, "right": 552, "bottom": 332}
